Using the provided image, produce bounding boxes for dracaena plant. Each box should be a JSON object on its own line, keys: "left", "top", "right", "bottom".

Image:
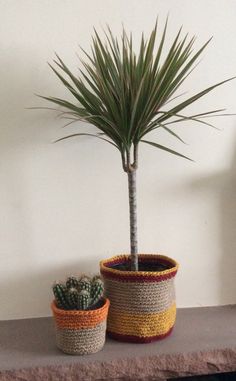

{"left": 39, "top": 20, "right": 234, "bottom": 271}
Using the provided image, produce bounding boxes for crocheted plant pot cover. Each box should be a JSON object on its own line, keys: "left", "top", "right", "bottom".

{"left": 100, "top": 255, "right": 178, "bottom": 343}
{"left": 51, "top": 298, "right": 110, "bottom": 355}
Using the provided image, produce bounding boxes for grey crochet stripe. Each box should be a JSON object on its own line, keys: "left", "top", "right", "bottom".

{"left": 55, "top": 321, "right": 106, "bottom": 355}
{"left": 104, "top": 278, "right": 175, "bottom": 313}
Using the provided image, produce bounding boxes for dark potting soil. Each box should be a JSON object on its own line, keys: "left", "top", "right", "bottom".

{"left": 111, "top": 261, "right": 172, "bottom": 272}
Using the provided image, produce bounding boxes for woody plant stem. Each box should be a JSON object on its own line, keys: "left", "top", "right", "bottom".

{"left": 122, "top": 144, "right": 138, "bottom": 271}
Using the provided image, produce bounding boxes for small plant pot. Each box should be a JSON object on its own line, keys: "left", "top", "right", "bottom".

{"left": 51, "top": 298, "right": 110, "bottom": 355}
{"left": 100, "top": 254, "right": 178, "bottom": 343}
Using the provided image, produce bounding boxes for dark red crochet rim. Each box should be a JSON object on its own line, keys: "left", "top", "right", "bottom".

{"left": 101, "top": 269, "right": 177, "bottom": 282}
{"left": 105, "top": 256, "right": 173, "bottom": 267}
{"left": 101, "top": 256, "right": 177, "bottom": 282}
{"left": 107, "top": 327, "right": 173, "bottom": 343}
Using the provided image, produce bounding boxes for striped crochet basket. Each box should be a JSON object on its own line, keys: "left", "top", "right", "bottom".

{"left": 51, "top": 298, "right": 110, "bottom": 355}
{"left": 100, "top": 254, "right": 178, "bottom": 343}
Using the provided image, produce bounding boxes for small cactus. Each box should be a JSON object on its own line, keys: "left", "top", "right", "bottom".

{"left": 78, "top": 276, "right": 91, "bottom": 293}
{"left": 92, "top": 274, "right": 102, "bottom": 282}
{"left": 52, "top": 274, "right": 104, "bottom": 310}
{"left": 66, "top": 276, "right": 79, "bottom": 290}
{"left": 53, "top": 283, "right": 69, "bottom": 310}
{"left": 91, "top": 278, "right": 104, "bottom": 306}
{"left": 78, "top": 290, "right": 90, "bottom": 310}
{"left": 67, "top": 287, "right": 79, "bottom": 309}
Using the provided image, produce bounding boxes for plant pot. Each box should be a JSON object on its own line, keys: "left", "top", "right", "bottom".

{"left": 51, "top": 298, "right": 110, "bottom": 355}
{"left": 100, "top": 254, "right": 178, "bottom": 343}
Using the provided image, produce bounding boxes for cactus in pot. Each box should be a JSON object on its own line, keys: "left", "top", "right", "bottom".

{"left": 51, "top": 274, "right": 109, "bottom": 355}
{"left": 52, "top": 274, "right": 105, "bottom": 310}
{"left": 78, "top": 276, "right": 92, "bottom": 293}
{"left": 52, "top": 283, "right": 70, "bottom": 310}
{"left": 67, "top": 287, "right": 79, "bottom": 309}
{"left": 77, "top": 290, "right": 90, "bottom": 310}
{"left": 66, "top": 276, "right": 79, "bottom": 289}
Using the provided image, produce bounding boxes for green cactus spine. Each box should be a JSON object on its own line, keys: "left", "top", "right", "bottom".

{"left": 66, "top": 276, "right": 79, "bottom": 290}
{"left": 78, "top": 290, "right": 90, "bottom": 310}
{"left": 91, "top": 278, "right": 104, "bottom": 306}
{"left": 67, "top": 287, "right": 79, "bottom": 309}
{"left": 78, "top": 276, "right": 91, "bottom": 293}
{"left": 92, "top": 275, "right": 102, "bottom": 282}
{"left": 52, "top": 275, "right": 104, "bottom": 311}
{"left": 53, "top": 283, "right": 69, "bottom": 310}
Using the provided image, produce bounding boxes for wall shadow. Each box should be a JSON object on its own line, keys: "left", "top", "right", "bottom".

{"left": 219, "top": 147, "right": 236, "bottom": 304}
{"left": 190, "top": 144, "right": 236, "bottom": 305}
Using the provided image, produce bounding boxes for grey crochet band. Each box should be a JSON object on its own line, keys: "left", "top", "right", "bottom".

{"left": 104, "top": 277, "right": 175, "bottom": 313}
{"left": 56, "top": 321, "right": 106, "bottom": 355}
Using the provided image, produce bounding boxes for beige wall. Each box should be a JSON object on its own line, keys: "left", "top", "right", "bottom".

{"left": 0, "top": 0, "right": 236, "bottom": 320}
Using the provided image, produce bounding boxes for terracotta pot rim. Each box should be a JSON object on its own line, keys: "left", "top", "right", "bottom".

{"left": 100, "top": 254, "right": 178, "bottom": 280}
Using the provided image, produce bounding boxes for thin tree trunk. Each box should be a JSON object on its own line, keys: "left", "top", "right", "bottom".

{"left": 128, "top": 169, "right": 138, "bottom": 271}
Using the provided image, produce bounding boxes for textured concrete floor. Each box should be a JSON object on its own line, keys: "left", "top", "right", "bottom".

{"left": 0, "top": 305, "right": 235, "bottom": 380}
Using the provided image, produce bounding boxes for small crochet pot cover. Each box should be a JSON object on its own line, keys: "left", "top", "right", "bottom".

{"left": 51, "top": 298, "right": 110, "bottom": 355}
{"left": 100, "top": 254, "right": 178, "bottom": 343}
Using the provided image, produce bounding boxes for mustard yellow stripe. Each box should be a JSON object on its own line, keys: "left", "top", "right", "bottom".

{"left": 107, "top": 303, "right": 176, "bottom": 338}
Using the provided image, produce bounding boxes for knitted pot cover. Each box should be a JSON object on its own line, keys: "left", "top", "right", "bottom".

{"left": 100, "top": 255, "right": 178, "bottom": 343}
{"left": 51, "top": 298, "right": 110, "bottom": 355}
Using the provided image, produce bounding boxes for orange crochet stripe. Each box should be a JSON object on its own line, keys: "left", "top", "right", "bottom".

{"left": 107, "top": 303, "right": 176, "bottom": 338}
{"left": 51, "top": 298, "right": 110, "bottom": 330}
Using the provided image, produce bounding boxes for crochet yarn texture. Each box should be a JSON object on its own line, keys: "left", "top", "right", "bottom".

{"left": 100, "top": 254, "right": 178, "bottom": 343}
{"left": 51, "top": 298, "right": 110, "bottom": 354}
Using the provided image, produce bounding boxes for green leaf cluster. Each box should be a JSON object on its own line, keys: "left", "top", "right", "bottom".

{"left": 39, "top": 19, "right": 234, "bottom": 170}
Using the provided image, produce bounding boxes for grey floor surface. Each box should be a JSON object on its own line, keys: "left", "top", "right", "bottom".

{"left": 0, "top": 305, "right": 235, "bottom": 372}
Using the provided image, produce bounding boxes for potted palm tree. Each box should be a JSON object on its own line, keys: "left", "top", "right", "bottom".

{"left": 39, "top": 20, "right": 234, "bottom": 343}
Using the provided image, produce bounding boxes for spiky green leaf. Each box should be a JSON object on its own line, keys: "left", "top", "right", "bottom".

{"left": 39, "top": 22, "right": 234, "bottom": 167}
